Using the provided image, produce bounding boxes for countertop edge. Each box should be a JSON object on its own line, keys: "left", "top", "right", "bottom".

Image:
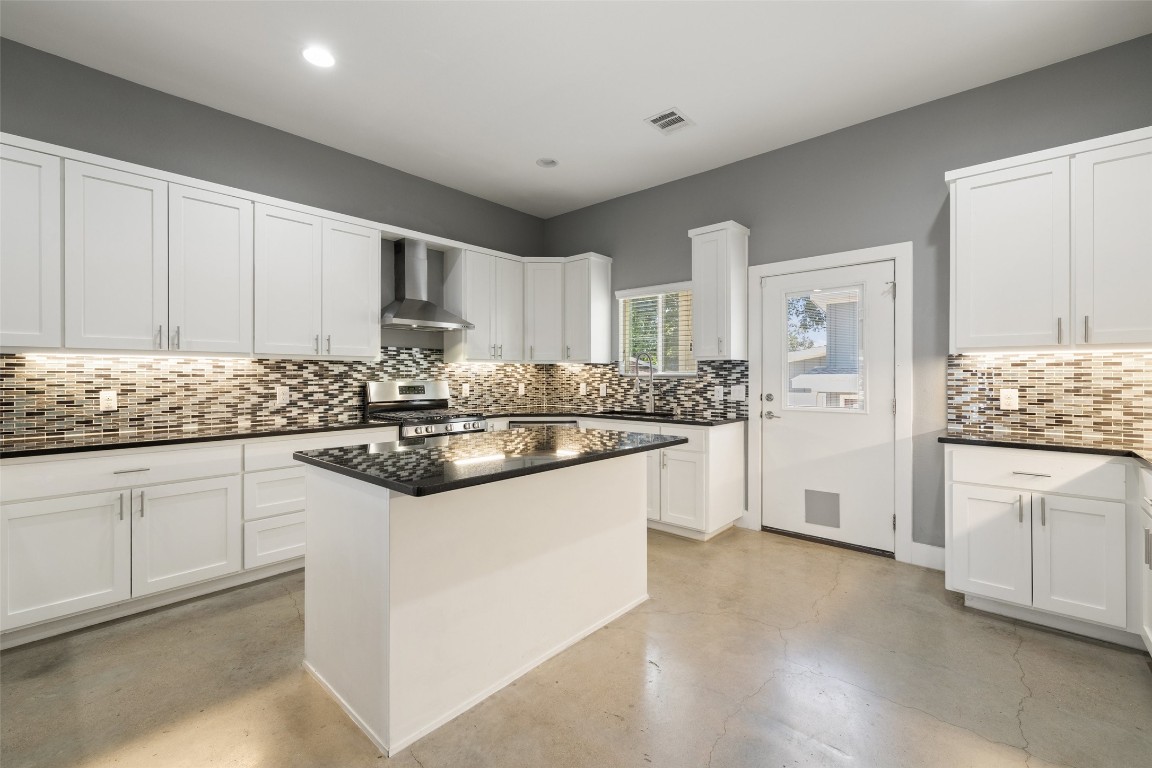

{"left": 938, "top": 435, "right": 1150, "bottom": 466}
{"left": 293, "top": 434, "right": 689, "bottom": 497}
{"left": 484, "top": 411, "right": 747, "bottom": 427}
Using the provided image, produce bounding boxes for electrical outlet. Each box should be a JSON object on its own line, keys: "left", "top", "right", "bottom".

{"left": 731, "top": 385, "right": 747, "bottom": 402}
{"left": 579, "top": 383, "right": 588, "bottom": 396}
{"left": 98, "top": 390, "right": 117, "bottom": 412}
{"left": 518, "top": 383, "right": 525, "bottom": 397}
{"left": 462, "top": 383, "right": 470, "bottom": 398}
{"left": 275, "top": 386, "right": 290, "bottom": 406}
{"left": 999, "top": 388, "right": 1020, "bottom": 410}
{"left": 599, "top": 383, "right": 607, "bottom": 397}
{"left": 713, "top": 385, "right": 725, "bottom": 403}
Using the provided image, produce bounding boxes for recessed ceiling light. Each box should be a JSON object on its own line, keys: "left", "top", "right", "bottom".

{"left": 302, "top": 46, "right": 335, "bottom": 68}
{"left": 536, "top": 158, "right": 559, "bottom": 168}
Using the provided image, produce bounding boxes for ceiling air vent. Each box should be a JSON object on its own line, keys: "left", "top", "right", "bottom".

{"left": 646, "top": 108, "right": 694, "bottom": 135}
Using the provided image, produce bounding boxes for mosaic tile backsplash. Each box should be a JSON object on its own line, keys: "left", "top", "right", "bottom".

{"left": 946, "top": 352, "right": 1152, "bottom": 444}
{"left": 0, "top": 349, "right": 748, "bottom": 444}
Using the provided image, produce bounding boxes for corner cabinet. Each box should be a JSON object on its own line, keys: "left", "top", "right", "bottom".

{"left": 0, "top": 145, "right": 61, "bottom": 348}
{"left": 945, "top": 445, "right": 1137, "bottom": 638}
{"left": 948, "top": 128, "right": 1152, "bottom": 352}
{"left": 563, "top": 253, "right": 613, "bottom": 363}
{"left": 523, "top": 260, "right": 564, "bottom": 362}
{"left": 690, "top": 221, "right": 749, "bottom": 360}
{"left": 253, "top": 204, "right": 381, "bottom": 358}
{"left": 443, "top": 249, "right": 523, "bottom": 362}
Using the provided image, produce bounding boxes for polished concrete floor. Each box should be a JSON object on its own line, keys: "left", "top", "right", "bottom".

{"left": 3, "top": 529, "right": 1151, "bottom": 768}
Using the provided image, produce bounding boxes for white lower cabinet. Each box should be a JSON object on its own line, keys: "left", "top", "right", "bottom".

{"left": 244, "top": 511, "right": 306, "bottom": 569}
{"left": 1, "top": 491, "right": 131, "bottom": 629}
{"left": 1140, "top": 469, "right": 1152, "bottom": 652}
{"left": 660, "top": 449, "right": 706, "bottom": 530}
{"left": 131, "top": 476, "right": 242, "bottom": 597}
{"left": 946, "top": 446, "right": 1133, "bottom": 634}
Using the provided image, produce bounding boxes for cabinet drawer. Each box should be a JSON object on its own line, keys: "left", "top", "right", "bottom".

{"left": 244, "top": 512, "right": 305, "bottom": 568}
{"left": 659, "top": 425, "right": 706, "bottom": 453}
{"left": 0, "top": 444, "right": 242, "bottom": 503}
{"left": 243, "top": 427, "right": 398, "bottom": 471}
{"left": 244, "top": 467, "right": 306, "bottom": 521}
{"left": 950, "top": 448, "right": 1125, "bottom": 500}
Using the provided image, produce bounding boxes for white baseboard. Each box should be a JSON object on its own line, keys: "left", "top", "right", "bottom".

{"left": 304, "top": 661, "right": 389, "bottom": 755}
{"left": 1, "top": 558, "right": 304, "bottom": 649}
{"left": 964, "top": 594, "right": 1145, "bottom": 650}
{"left": 647, "top": 520, "right": 735, "bottom": 541}
{"left": 906, "top": 542, "right": 945, "bottom": 571}
{"left": 384, "top": 593, "right": 650, "bottom": 756}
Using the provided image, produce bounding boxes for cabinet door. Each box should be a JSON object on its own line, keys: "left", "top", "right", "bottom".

{"left": 169, "top": 185, "right": 253, "bottom": 353}
{"left": 243, "top": 467, "right": 306, "bottom": 520}
{"left": 954, "top": 159, "right": 1070, "bottom": 350}
{"left": 463, "top": 250, "right": 496, "bottom": 360}
{"left": 646, "top": 451, "right": 662, "bottom": 521}
{"left": 692, "top": 229, "right": 725, "bottom": 359}
{"left": 131, "top": 476, "right": 242, "bottom": 596}
{"left": 1073, "top": 138, "right": 1152, "bottom": 346}
{"left": 524, "top": 261, "right": 564, "bottom": 362}
{"left": 1141, "top": 506, "right": 1151, "bottom": 652}
{"left": 254, "top": 204, "right": 323, "bottom": 356}
{"left": 64, "top": 161, "right": 168, "bottom": 350}
{"left": 243, "top": 511, "right": 305, "bottom": 569}
{"left": 1032, "top": 494, "right": 1126, "bottom": 628}
{"left": 321, "top": 219, "right": 381, "bottom": 357}
{"left": 494, "top": 256, "right": 523, "bottom": 361}
{"left": 1, "top": 146, "right": 62, "bottom": 348}
{"left": 948, "top": 484, "right": 1032, "bottom": 606}
{"left": 1, "top": 491, "right": 130, "bottom": 630}
{"left": 660, "top": 449, "right": 706, "bottom": 530}
{"left": 563, "top": 258, "right": 591, "bottom": 361}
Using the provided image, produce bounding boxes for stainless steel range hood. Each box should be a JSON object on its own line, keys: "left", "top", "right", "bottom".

{"left": 381, "top": 239, "right": 474, "bottom": 332}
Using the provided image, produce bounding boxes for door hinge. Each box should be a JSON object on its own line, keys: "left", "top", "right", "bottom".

{"left": 892, "top": 513, "right": 897, "bottom": 531}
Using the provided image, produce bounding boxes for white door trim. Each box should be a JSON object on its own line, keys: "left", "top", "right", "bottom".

{"left": 746, "top": 242, "right": 929, "bottom": 568}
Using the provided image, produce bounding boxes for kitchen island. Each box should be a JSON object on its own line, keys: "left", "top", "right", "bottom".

{"left": 293, "top": 425, "right": 685, "bottom": 755}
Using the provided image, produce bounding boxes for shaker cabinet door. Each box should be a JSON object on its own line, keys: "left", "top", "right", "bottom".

{"left": 494, "top": 256, "right": 523, "bottom": 361}
{"left": 254, "top": 204, "right": 323, "bottom": 356}
{"left": 321, "top": 219, "right": 381, "bottom": 358}
{"left": 524, "top": 261, "right": 564, "bottom": 362}
{"left": 948, "top": 484, "right": 1033, "bottom": 606}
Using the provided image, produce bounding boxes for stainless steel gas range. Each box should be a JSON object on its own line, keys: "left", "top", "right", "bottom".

{"left": 363, "top": 380, "right": 487, "bottom": 438}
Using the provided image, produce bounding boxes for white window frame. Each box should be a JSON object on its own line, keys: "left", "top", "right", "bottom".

{"left": 615, "top": 281, "right": 697, "bottom": 378}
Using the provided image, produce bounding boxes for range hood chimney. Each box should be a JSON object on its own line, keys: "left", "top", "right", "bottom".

{"left": 381, "top": 239, "right": 474, "bottom": 332}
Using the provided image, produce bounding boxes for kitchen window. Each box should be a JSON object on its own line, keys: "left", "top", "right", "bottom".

{"left": 617, "top": 282, "right": 696, "bottom": 376}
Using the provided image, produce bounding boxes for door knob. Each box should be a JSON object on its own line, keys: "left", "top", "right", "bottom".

{"left": 763, "top": 411, "right": 781, "bottom": 420}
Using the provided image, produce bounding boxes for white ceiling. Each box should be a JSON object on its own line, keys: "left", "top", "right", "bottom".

{"left": 2, "top": 1, "right": 1150, "bottom": 218}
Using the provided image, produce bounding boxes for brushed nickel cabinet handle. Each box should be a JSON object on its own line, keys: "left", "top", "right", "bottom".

{"left": 156, "top": 324, "right": 164, "bottom": 349}
{"left": 173, "top": 325, "right": 181, "bottom": 350}
{"left": 1011, "top": 471, "right": 1051, "bottom": 478}
{"left": 326, "top": 335, "right": 332, "bottom": 354}
{"left": 1040, "top": 496, "right": 1046, "bottom": 527}
{"left": 529, "top": 345, "right": 534, "bottom": 359}
{"left": 498, "top": 344, "right": 503, "bottom": 358}
{"left": 1084, "top": 315, "right": 1090, "bottom": 343}
{"left": 662, "top": 452, "right": 667, "bottom": 469}
{"left": 138, "top": 490, "right": 145, "bottom": 518}
{"left": 718, "top": 336, "right": 723, "bottom": 353}
{"left": 1056, "top": 317, "right": 1063, "bottom": 344}
{"left": 566, "top": 345, "right": 571, "bottom": 359}
{"left": 1018, "top": 494, "right": 1024, "bottom": 524}
{"left": 314, "top": 335, "right": 320, "bottom": 354}
{"left": 113, "top": 467, "right": 150, "bottom": 474}
{"left": 1144, "top": 528, "right": 1150, "bottom": 567}
{"left": 119, "top": 492, "right": 125, "bottom": 521}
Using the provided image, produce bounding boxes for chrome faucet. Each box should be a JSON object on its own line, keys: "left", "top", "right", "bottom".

{"left": 636, "top": 351, "right": 657, "bottom": 413}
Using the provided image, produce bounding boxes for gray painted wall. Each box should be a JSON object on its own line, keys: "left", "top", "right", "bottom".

{"left": 544, "top": 35, "right": 1152, "bottom": 546}
{"left": 0, "top": 39, "right": 545, "bottom": 258}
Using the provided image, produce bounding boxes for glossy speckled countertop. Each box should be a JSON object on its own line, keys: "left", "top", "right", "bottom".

{"left": 939, "top": 428, "right": 1151, "bottom": 467}
{"left": 293, "top": 425, "right": 687, "bottom": 496}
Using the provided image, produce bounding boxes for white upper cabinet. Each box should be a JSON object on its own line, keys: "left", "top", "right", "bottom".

{"left": 953, "top": 159, "right": 1071, "bottom": 350}
{"left": 524, "top": 260, "right": 564, "bottom": 362}
{"left": 948, "top": 127, "right": 1152, "bottom": 351}
{"left": 1072, "top": 138, "right": 1152, "bottom": 346}
{"left": 254, "top": 204, "right": 323, "bottom": 356}
{"left": 64, "top": 161, "right": 168, "bottom": 350}
{"left": 169, "top": 185, "right": 253, "bottom": 354}
{"left": 321, "top": 219, "right": 381, "bottom": 358}
{"left": 1, "top": 145, "right": 61, "bottom": 348}
{"left": 690, "top": 221, "right": 748, "bottom": 360}
{"left": 563, "top": 254, "right": 612, "bottom": 363}
{"left": 444, "top": 249, "right": 523, "bottom": 362}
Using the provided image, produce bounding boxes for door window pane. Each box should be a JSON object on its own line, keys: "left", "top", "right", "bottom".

{"left": 784, "top": 285, "right": 865, "bottom": 410}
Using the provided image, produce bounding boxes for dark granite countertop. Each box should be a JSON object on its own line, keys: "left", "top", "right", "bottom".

{"left": 939, "top": 429, "right": 1151, "bottom": 467}
{"left": 481, "top": 407, "right": 746, "bottom": 427}
{"left": 0, "top": 420, "right": 399, "bottom": 460}
{"left": 293, "top": 425, "right": 688, "bottom": 496}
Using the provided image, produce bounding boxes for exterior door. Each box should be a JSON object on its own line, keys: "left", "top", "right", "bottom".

{"left": 1072, "top": 138, "right": 1152, "bottom": 346}
{"left": 254, "top": 204, "right": 323, "bottom": 356}
{"left": 321, "top": 219, "right": 381, "bottom": 357}
{"left": 1032, "top": 494, "right": 1126, "bottom": 627}
{"left": 1, "top": 490, "right": 131, "bottom": 629}
{"left": 948, "top": 484, "right": 1032, "bottom": 606}
{"left": 524, "top": 261, "right": 564, "bottom": 362}
{"left": 131, "top": 476, "right": 242, "bottom": 596}
{"left": 0, "top": 145, "right": 62, "bottom": 348}
{"left": 169, "top": 185, "right": 253, "bottom": 353}
{"left": 953, "top": 158, "right": 1070, "bottom": 350}
{"left": 760, "top": 260, "right": 896, "bottom": 551}
{"left": 64, "top": 161, "right": 168, "bottom": 350}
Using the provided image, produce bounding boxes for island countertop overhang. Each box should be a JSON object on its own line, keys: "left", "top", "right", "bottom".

{"left": 293, "top": 425, "right": 688, "bottom": 497}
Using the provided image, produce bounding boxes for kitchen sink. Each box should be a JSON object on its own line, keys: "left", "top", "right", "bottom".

{"left": 599, "top": 409, "right": 676, "bottom": 418}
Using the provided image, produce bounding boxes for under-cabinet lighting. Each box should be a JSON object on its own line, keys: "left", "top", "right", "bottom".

{"left": 302, "top": 46, "right": 336, "bottom": 68}
{"left": 453, "top": 453, "right": 506, "bottom": 466}
{"left": 555, "top": 449, "right": 581, "bottom": 457}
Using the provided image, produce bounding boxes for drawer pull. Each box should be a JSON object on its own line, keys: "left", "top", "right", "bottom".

{"left": 1040, "top": 496, "right": 1046, "bottom": 527}
{"left": 1018, "top": 494, "right": 1024, "bottom": 524}
{"left": 113, "top": 467, "right": 151, "bottom": 474}
{"left": 119, "top": 492, "right": 125, "bottom": 521}
{"left": 1011, "top": 471, "right": 1051, "bottom": 478}
{"left": 138, "top": 490, "right": 145, "bottom": 518}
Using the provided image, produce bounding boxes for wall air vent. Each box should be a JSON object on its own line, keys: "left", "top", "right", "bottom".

{"left": 646, "top": 108, "right": 695, "bottom": 135}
